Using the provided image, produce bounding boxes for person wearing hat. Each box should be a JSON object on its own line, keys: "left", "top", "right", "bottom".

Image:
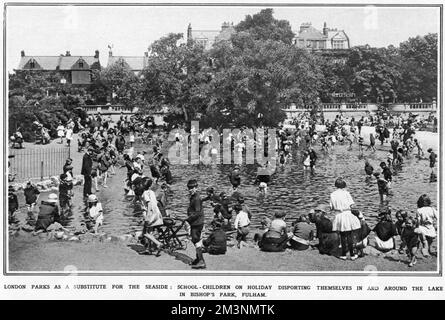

{"left": 259, "top": 212, "right": 289, "bottom": 252}
{"left": 186, "top": 179, "right": 206, "bottom": 269}
{"left": 202, "top": 220, "right": 227, "bottom": 255}
{"left": 8, "top": 185, "right": 19, "bottom": 223}
{"left": 81, "top": 148, "right": 94, "bottom": 197}
{"left": 233, "top": 203, "right": 250, "bottom": 249}
{"left": 87, "top": 194, "right": 103, "bottom": 234}
{"left": 35, "top": 193, "right": 60, "bottom": 232}
{"left": 24, "top": 180, "right": 40, "bottom": 218}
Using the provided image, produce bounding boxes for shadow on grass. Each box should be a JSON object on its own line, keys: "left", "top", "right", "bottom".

{"left": 127, "top": 243, "right": 193, "bottom": 265}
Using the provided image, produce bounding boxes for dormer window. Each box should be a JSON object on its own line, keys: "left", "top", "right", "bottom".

{"left": 29, "top": 60, "right": 35, "bottom": 69}
{"left": 79, "top": 61, "right": 84, "bottom": 68}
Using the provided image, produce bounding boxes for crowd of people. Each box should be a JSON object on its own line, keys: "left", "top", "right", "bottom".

{"left": 7, "top": 110, "right": 438, "bottom": 269}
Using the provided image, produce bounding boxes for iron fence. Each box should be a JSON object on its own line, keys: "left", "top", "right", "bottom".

{"left": 8, "top": 146, "right": 70, "bottom": 182}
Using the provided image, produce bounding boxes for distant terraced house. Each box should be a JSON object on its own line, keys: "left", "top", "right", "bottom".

{"left": 106, "top": 49, "right": 150, "bottom": 75}
{"left": 186, "top": 21, "right": 236, "bottom": 50}
{"left": 15, "top": 50, "right": 102, "bottom": 84}
{"left": 293, "top": 22, "right": 350, "bottom": 50}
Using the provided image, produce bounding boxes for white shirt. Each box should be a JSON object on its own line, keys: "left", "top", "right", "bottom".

{"left": 89, "top": 203, "right": 103, "bottom": 223}
{"left": 234, "top": 211, "right": 250, "bottom": 228}
{"left": 330, "top": 189, "right": 354, "bottom": 212}
{"left": 65, "top": 128, "right": 73, "bottom": 140}
{"left": 142, "top": 190, "right": 163, "bottom": 226}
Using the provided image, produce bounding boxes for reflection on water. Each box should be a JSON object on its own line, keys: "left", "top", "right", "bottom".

{"left": 12, "top": 143, "right": 437, "bottom": 235}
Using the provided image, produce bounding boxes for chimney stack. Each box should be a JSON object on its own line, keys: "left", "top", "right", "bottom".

{"left": 21, "top": 50, "right": 25, "bottom": 57}
{"left": 323, "top": 22, "right": 328, "bottom": 36}
{"left": 66, "top": 51, "right": 71, "bottom": 56}
{"left": 94, "top": 50, "right": 99, "bottom": 58}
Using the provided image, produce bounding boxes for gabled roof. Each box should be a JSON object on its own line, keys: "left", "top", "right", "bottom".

{"left": 107, "top": 56, "right": 149, "bottom": 71}
{"left": 59, "top": 56, "right": 99, "bottom": 70}
{"left": 17, "top": 55, "right": 100, "bottom": 70}
{"left": 327, "top": 30, "right": 347, "bottom": 40}
{"left": 297, "top": 26, "right": 326, "bottom": 40}
{"left": 17, "top": 56, "right": 61, "bottom": 70}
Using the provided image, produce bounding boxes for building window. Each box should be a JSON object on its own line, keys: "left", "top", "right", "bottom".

{"left": 79, "top": 61, "right": 84, "bottom": 68}
{"left": 29, "top": 60, "right": 35, "bottom": 69}
{"left": 332, "top": 40, "right": 344, "bottom": 49}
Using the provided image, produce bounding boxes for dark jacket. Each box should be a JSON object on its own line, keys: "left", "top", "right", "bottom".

{"left": 8, "top": 193, "right": 19, "bottom": 213}
{"left": 187, "top": 192, "right": 204, "bottom": 227}
{"left": 35, "top": 201, "right": 59, "bottom": 231}
{"left": 24, "top": 185, "right": 40, "bottom": 204}
{"left": 365, "top": 164, "right": 374, "bottom": 175}
{"left": 373, "top": 221, "right": 397, "bottom": 242}
{"left": 203, "top": 229, "right": 227, "bottom": 254}
{"left": 81, "top": 153, "right": 93, "bottom": 176}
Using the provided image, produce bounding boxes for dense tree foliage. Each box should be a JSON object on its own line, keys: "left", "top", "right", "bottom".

{"left": 235, "top": 8, "right": 295, "bottom": 45}
{"left": 9, "top": 8, "right": 438, "bottom": 136}
{"left": 139, "top": 33, "right": 211, "bottom": 126}
{"left": 397, "top": 33, "right": 438, "bottom": 102}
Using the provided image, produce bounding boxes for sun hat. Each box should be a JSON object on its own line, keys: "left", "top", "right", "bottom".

{"left": 87, "top": 194, "right": 98, "bottom": 203}
{"left": 47, "top": 193, "right": 58, "bottom": 203}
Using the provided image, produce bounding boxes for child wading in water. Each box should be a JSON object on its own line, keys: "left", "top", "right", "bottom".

{"left": 233, "top": 203, "right": 250, "bottom": 248}
{"left": 374, "top": 172, "right": 389, "bottom": 204}
{"left": 87, "top": 194, "right": 103, "bottom": 233}
{"left": 364, "top": 160, "right": 374, "bottom": 178}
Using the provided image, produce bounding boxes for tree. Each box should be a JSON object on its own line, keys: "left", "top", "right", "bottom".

{"left": 397, "top": 33, "right": 437, "bottom": 102}
{"left": 140, "top": 33, "right": 211, "bottom": 125}
{"left": 99, "top": 60, "right": 141, "bottom": 108}
{"left": 345, "top": 46, "right": 400, "bottom": 103}
{"left": 235, "top": 8, "right": 295, "bottom": 45}
{"left": 205, "top": 32, "right": 323, "bottom": 128}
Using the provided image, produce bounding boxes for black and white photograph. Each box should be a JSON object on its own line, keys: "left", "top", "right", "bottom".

{"left": 1, "top": 0, "right": 443, "bottom": 300}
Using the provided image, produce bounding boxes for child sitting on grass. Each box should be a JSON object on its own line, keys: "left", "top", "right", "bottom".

{"left": 202, "top": 220, "right": 227, "bottom": 255}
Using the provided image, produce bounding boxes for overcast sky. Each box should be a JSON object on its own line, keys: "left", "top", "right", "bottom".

{"left": 5, "top": 4, "right": 440, "bottom": 72}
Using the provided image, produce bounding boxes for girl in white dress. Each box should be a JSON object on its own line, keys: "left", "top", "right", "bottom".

{"left": 56, "top": 123, "right": 65, "bottom": 144}
{"left": 330, "top": 177, "right": 361, "bottom": 260}
{"left": 416, "top": 194, "right": 438, "bottom": 256}
{"left": 141, "top": 179, "right": 164, "bottom": 255}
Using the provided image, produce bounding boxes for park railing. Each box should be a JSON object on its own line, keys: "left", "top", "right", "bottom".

{"left": 81, "top": 105, "right": 138, "bottom": 114}
{"left": 8, "top": 146, "right": 70, "bottom": 182}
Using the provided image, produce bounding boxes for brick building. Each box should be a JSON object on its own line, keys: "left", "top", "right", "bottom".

{"left": 15, "top": 50, "right": 101, "bottom": 84}
{"left": 293, "top": 22, "right": 350, "bottom": 50}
